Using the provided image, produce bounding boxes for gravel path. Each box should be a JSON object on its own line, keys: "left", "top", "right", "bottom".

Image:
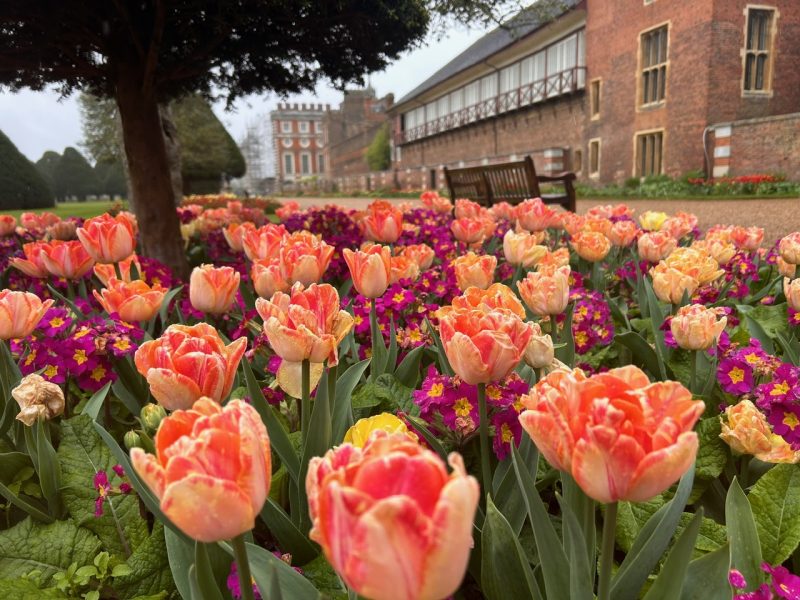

{"left": 289, "top": 196, "right": 800, "bottom": 243}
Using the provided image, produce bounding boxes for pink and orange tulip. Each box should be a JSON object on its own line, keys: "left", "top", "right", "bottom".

{"left": 452, "top": 252, "right": 496, "bottom": 291}
{"left": 638, "top": 232, "right": 678, "bottom": 263}
{"left": 650, "top": 263, "right": 700, "bottom": 305}
{"left": 242, "top": 224, "right": 288, "bottom": 261}
{"left": 251, "top": 258, "right": 289, "bottom": 299}
{"left": 361, "top": 200, "right": 403, "bottom": 244}
{"left": 131, "top": 397, "right": 271, "bottom": 542}
{"left": 609, "top": 220, "right": 638, "bottom": 247}
{"left": 519, "top": 365, "right": 704, "bottom": 503}
{"left": 93, "top": 278, "right": 166, "bottom": 322}
{"left": 398, "top": 243, "right": 435, "bottom": 271}
{"left": 450, "top": 217, "right": 488, "bottom": 244}
{"left": 389, "top": 254, "right": 420, "bottom": 284}
{"left": 517, "top": 265, "right": 570, "bottom": 316}
{"left": 256, "top": 283, "right": 353, "bottom": 365}
{"left": 134, "top": 323, "right": 247, "bottom": 410}
{"left": 0, "top": 215, "right": 16, "bottom": 237}
{"left": 420, "top": 192, "right": 453, "bottom": 214}
{"left": 670, "top": 304, "right": 727, "bottom": 350}
{"left": 730, "top": 226, "right": 764, "bottom": 251}
{"left": 438, "top": 308, "right": 533, "bottom": 384}
{"left": 779, "top": 232, "right": 800, "bottom": 265}
{"left": 275, "top": 200, "right": 301, "bottom": 221}
{"left": 515, "top": 198, "right": 560, "bottom": 231}
{"left": 306, "top": 432, "right": 478, "bottom": 600}
{"left": 503, "top": 230, "right": 547, "bottom": 267}
{"left": 343, "top": 245, "right": 392, "bottom": 299}
{"left": 222, "top": 221, "right": 257, "bottom": 253}
{"left": 785, "top": 277, "right": 800, "bottom": 311}
{"left": 9, "top": 242, "right": 50, "bottom": 278}
{"left": 189, "top": 264, "right": 240, "bottom": 314}
{"left": 94, "top": 254, "right": 143, "bottom": 286}
{"left": 0, "top": 290, "right": 54, "bottom": 340}
{"left": 570, "top": 231, "right": 611, "bottom": 262}
{"left": 720, "top": 401, "right": 800, "bottom": 464}
{"left": 278, "top": 231, "right": 334, "bottom": 286}
{"left": 76, "top": 213, "right": 137, "bottom": 264}
{"left": 40, "top": 240, "right": 95, "bottom": 279}
{"left": 441, "top": 283, "right": 526, "bottom": 319}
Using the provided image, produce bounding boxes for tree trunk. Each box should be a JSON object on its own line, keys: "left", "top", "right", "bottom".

{"left": 158, "top": 104, "right": 184, "bottom": 204}
{"left": 115, "top": 71, "right": 189, "bottom": 279}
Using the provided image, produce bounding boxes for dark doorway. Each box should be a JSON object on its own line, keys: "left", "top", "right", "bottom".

{"left": 429, "top": 169, "right": 437, "bottom": 190}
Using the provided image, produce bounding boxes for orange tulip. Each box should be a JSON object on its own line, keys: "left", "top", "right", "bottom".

{"left": 660, "top": 216, "right": 694, "bottom": 240}
{"left": 691, "top": 239, "right": 736, "bottom": 266}
{"left": 307, "top": 432, "right": 478, "bottom": 600}
{"left": 777, "top": 257, "right": 796, "bottom": 279}
{"left": 785, "top": 277, "right": 800, "bottom": 312}
{"left": 94, "top": 254, "right": 143, "bottom": 286}
{"left": 587, "top": 204, "right": 634, "bottom": 219}
{"left": 76, "top": 213, "right": 137, "bottom": 264}
{"left": 779, "top": 232, "right": 800, "bottom": 265}
{"left": 537, "top": 248, "right": 571, "bottom": 270}
{"left": 251, "top": 258, "right": 289, "bottom": 299}
{"left": 503, "top": 230, "right": 547, "bottom": 267}
{"left": 256, "top": 283, "right": 353, "bottom": 365}
{"left": 242, "top": 223, "right": 288, "bottom": 261}
{"left": 720, "top": 400, "right": 800, "bottom": 464}
{"left": 730, "top": 226, "right": 764, "bottom": 251}
{"left": 20, "top": 211, "right": 60, "bottom": 231}
{"left": 517, "top": 265, "right": 570, "bottom": 316}
{"left": 514, "top": 198, "right": 560, "bottom": 232}
{"left": 40, "top": 240, "right": 95, "bottom": 280}
{"left": 670, "top": 304, "right": 727, "bottom": 350}
{"left": 189, "top": 264, "right": 240, "bottom": 314}
{"left": 0, "top": 290, "right": 54, "bottom": 340}
{"left": 450, "top": 217, "right": 488, "bottom": 244}
{"left": 489, "top": 201, "right": 516, "bottom": 221}
{"left": 10, "top": 242, "right": 50, "bottom": 278}
{"left": 561, "top": 213, "right": 586, "bottom": 236}
{"left": 454, "top": 198, "right": 487, "bottom": 220}
{"left": 609, "top": 221, "right": 638, "bottom": 247}
{"left": 222, "top": 222, "right": 256, "bottom": 253}
{"left": 389, "top": 254, "right": 420, "bottom": 284}
{"left": 638, "top": 232, "right": 677, "bottom": 263}
{"left": 663, "top": 247, "right": 724, "bottom": 285}
{"left": 275, "top": 200, "right": 301, "bottom": 221}
{"left": 584, "top": 216, "right": 614, "bottom": 238}
{"left": 650, "top": 263, "right": 700, "bottom": 304}
{"left": 519, "top": 365, "right": 704, "bottom": 503}
{"left": 278, "top": 231, "right": 334, "bottom": 286}
{"left": 361, "top": 200, "right": 403, "bottom": 243}
{"left": 438, "top": 308, "right": 533, "bottom": 384}
{"left": 93, "top": 278, "right": 166, "bottom": 322}
{"left": 399, "top": 244, "right": 435, "bottom": 271}
{"left": 344, "top": 245, "right": 392, "bottom": 299}
{"left": 134, "top": 323, "right": 247, "bottom": 410}
{"left": 0, "top": 215, "right": 16, "bottom": 237}
{"left": 420, "top": 192, "right": 453, "bottom": 214}
{"left": 440, "top": 283, "right": 526, "bottom": 319}
{"left": 131, "top": 397, "right": 271, "bottom": 542}
{"left": 452, "top": 252, "right": 496, "bottom": 291}
{"left": 570, "top": 231, "right": 611, "bottom": 262}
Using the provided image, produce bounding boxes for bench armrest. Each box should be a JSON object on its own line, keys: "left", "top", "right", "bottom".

{"left": 536, "top": 172, "right": 577, "bottom": 183}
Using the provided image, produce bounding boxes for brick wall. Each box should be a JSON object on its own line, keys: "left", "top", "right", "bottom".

{"left": 710, "top": 113, "right": 800, "bottom": 178}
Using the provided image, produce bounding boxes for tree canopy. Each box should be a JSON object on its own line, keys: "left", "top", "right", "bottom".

{"left": 53, "top": 147, "right": 99, "bottom": 201}
{"left": 0, "top": 130, "right": 54, "bottom": 210}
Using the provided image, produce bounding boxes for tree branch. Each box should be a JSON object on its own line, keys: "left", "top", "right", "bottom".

{"left": 141, "top": 0, "right": 165, "bottom": 96}
{"left": 111, "top": 0, "right": 146, "bottom": 58}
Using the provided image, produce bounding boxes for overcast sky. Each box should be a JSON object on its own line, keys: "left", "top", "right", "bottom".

{"left": 0, "top": 25, "right": 488, "bottom": 168}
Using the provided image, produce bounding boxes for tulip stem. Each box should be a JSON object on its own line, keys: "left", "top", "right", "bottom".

{"left": 477, "top": 382, "right": 492, "bottom": 498}
{"left": 689, "top": 350, "right": 698, "bottom": 395}
{"left": 232, "top": 534, "right": 256, "bottom": 600}
{"left": 301, "top": 358, "right": 311, "bottom": 443}
{"left": 598, "top": 501, "right": 618, "bottom": 600}
{"left": 113, "top": 261, "right": 124, "bottom": 281}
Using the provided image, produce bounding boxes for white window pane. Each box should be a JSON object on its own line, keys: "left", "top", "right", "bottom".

{"left": 450, "top": 89, "right": 463, "bottom": 112}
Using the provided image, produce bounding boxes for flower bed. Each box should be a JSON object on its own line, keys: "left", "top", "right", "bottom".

{"left": 0, "top": 196, "right": 799, "bottom": 599}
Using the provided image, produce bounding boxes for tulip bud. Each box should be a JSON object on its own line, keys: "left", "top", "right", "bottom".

{"left": 140, "top": 403, "right": 167, "bottom": 433}
{"left": 124, "top": 430, "right": 143, "bottom": 450}
{"left": 524, "top": 324, "right": 555, "bottom": 368}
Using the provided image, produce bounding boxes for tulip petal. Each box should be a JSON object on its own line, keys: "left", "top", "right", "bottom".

{"left": 131, "top": 448, "right": 166, "bottom": 498}
{"left": 161, "top": 473, "right": 256, "bottom": 542}
{"left": 625, "top": 432, "right": 698, "bottom": 502}
{"left": 572, "top": 428, "right": 646, "bottom": 504}
{"left": 146, "top": 368, "right": 204, "bottom": 411}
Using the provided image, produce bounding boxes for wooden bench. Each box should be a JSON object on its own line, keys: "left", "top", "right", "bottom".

{"left": 443, "top": 155, "right": 576, "bottom": 212}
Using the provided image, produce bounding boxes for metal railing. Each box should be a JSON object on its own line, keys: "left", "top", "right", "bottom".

{"left": 397, "top": 66, "right": 586, "bottom": 144}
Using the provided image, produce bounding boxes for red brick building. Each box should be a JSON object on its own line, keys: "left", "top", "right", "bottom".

{"left": 270, "top": 103, "right": 328, "bottom": 189}
{"left": 389, "top": 0, "right": 800, "bottom": 188}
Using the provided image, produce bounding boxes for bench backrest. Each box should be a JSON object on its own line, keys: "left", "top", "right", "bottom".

{"left": 444, "top": 156, "right": 541, "bottom": 206}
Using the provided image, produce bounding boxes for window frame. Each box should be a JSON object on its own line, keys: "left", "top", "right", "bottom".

{"left": 298, "top": 121, "right": 310, "bottom": 134}
{"left": 588, "top": 138, "right": 601, "bottom": 179}
{"left": 280, "top": 121, "right": 292, "bottom": 133}
{"left": 590, "top": 78, "right": 602, "bottom": 119}
{"left": 633, "top": 129, "right": 665, "bottom": 178}
{"left": 300, "top": 152, "right": 311, "bottom": 175}
{"left": 637, "top": 22, "right": 670, "bottom": 109}
{"left": 283, "top": 153, "right": 294, "bottom": 176}
{"left": 741, "top": 5, "right": 779, "bottom": 96}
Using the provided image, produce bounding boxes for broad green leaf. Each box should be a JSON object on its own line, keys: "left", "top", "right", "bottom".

{"left": 300, "top": 554, "right": 347, "bottom": 599}
{"left": 511, "top": 445, "right": 570, "bottom": 599}
{"left": 191, "top": 542, "right": 224, "bottom": 600}
{"left": 81, "top": 381, "right": 113, "bottom": 421}
{"left": 556, "top": 494, "right": 592, "bottom": 600}
{"left": 611, "top": 465, "right": 694, "bottom": 599}
{"left": 726, "top": 477, "right": 764, "bottom": 591}
{"left": 0, "top": 578, "right": 66, "bottom": 598}
{"left": 425, "top": 317, "right": 454, "bottom": 376}
{"left": 394, "top": 344, "right": 426, "bottom": 388}
{"left": 679, "top": 544, "right": 732, "bottom": 600}
{"left": 369, "top": 302, "right": 388, "bottom": 378}
{"left": 643, "top": 509, "right": 704, "bottom": 600}
{"left": 332, "top": 358, "right": 370, "bottom": 444}
{"left": 260, "top": 498, "right": 318, "bottom": 565}
{"left": 0, "top": 518, "right": 101, "bottom": 586}
{"left": 481, "top": 496, "right": 541, "bottom": 600}
{"left": 405, "top": 415, "right": 448, "bottom": 462}
{"left": 164, "top": 526, "right": 194, "bottom": 600}
{"left": 615, "top": 331, "right": 662, "bottom": 379}
{"left": 749, "top": 464, "right": 800, "bottom": 564}
{"left": 237, "top": 542, "right": 319, "bottom": 599}
{"left": 739, "top": 304, "right": 788, "bottom": 339}
{"left": 59, "top": 415, "right": 148, "bottom": 556}
{"left": 695, "top": 418, "right": 728, "bottom": 481}
{"left": 114, "top": 523, "right": 177, "bottom": 600}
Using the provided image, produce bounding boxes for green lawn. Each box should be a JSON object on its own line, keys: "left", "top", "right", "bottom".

{"left": 0, "top": 200, "right": 127, "bottom": 220}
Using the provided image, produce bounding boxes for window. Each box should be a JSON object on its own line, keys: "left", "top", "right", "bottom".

{"left": 299, "top": 121, "right": 309, "bottom": 133}
{"left": 744, "top": 8, "right": 775, "bottom": 92}
{"left": 636, "top": 131, "right": 664, "bottom": 177}
{"left": 590, "top": 79, "right": 601, "bottom": 118}
{"left": 573, "top": 149, "right": 583, "bottom": 174}
{"left": 589, "top": 139, "right": 601, "bottom": 177}
{"left": 314, "top": 121, "right": 322, "bottom": 133}
{"left": 283, "top": 153, "right": 294, "bottom": 175}
{"left": 640, "top": 25, "right": 668, "bottom": 105}
{"left": 318, "top": 154, "right": 325, "bottom": 173}
{"left": 280, "top": 121, "right": 291, "bottom": 133}
{"left": 300, "top": 153, "right": 311, "bottom": 174}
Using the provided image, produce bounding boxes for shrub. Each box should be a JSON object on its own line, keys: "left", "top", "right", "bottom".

{"left": 0, "top": 129, "right": 54, "bottom": 209}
